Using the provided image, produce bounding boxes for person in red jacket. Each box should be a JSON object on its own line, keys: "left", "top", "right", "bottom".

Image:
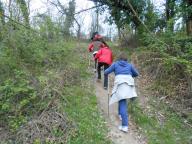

{"left": 88, "top": 32, "right": 110, "bottom": 71}
{"left": 88, "top": 40, "right": 103, "bottom": 53}
{"left": 88, "top": 33, "right": 104, "bottom": 71}
{"left": 94, "top": 45, "right": 113, "bottom": 89}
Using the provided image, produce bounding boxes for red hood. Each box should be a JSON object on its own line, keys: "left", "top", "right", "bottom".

{"left": 95, "top": 47, "right": 113, "bottom": 65}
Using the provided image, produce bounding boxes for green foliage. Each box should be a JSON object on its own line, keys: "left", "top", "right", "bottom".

{"left": 140, "top": 31, "right": 192, "bottom": 64}
{"left": 143, "top": 0, "right": 159, "bottom": 32}
{"left": 91, "top": 0, "right": 146, "bottom": 30}
{"left": 1, "top": 28, "right": 47, "bottom": 65}
{"left": 137, "top": 45, "right": 192, "bottom": 98}
{"left": 63, "top": 0, "right": 76, "bottom": 36}
{"left": 129, "top": 99, "right": 192, "bottom": 144}
{"left": 63, "top": 86, "right": 111, "bottom": 144}
{"left": 35, "top": 14, "right": 58, "bottom": 41}
{"left": 16, "top": 0, "right": 30, "bottom": 26}
{"left": 0, "top": 69, "right": 36, "bottom": 131}
{"left": 0, "top": 22, "right": 73, "bottom": 134}
{"left": 0, "top": 0, "right": 111, "bottom": 143}
{"left": 181, "top": 0, "right": 192, "bottom": 22}
{"left": 49, "top": 42, "right": 110, "bottom": 144}
{"left": 45, "top": 42, "right": 110, "bottom": 143}
{"left": 0, "top": 1, "right": 5, "bottom": 25}
{"left": 135, "top": 36, "right": 192, "bottom": 143}
{"left": 0, "top": 24, "right": 110, "bottom": 143}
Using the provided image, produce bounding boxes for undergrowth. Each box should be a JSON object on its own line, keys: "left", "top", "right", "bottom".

{"left": 129, "top": 98, "right": 192, "bottom": 144}
{"left": 61, "top": 43, "right": 111, "bottom": 144}
{"left": 127, "top": 40, "right": 192, "bottom": 144}
{"left": 0, "top": 28, "right": 110, "bottom": 144}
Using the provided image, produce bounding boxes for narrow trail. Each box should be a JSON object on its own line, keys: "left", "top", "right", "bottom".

{"left": 84, "top": 42, "right": 146, "bottom": 144}
{"left": 95, "top": 75, "right": 144, "bottom": 144}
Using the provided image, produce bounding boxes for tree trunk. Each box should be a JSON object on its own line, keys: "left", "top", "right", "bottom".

{"left": 77, "top": 26, "right": 81, "bottom": 40}
{"left": 186, "top": 19, "right": 192, "bottom": 36}
{"left": 186, "top": 0, "right": 192, "bottom": 36}
{"left": 77, "top": 23, "right": 81, "bottom": 40}
{"left": 166, "top": 0, "right": 175, "bottom": 32}
{"left": 166, "top": 0, "right": 170, "bottom": 21}
{"left": 96, "top": 2, "right": 99, "bottom": 32}
{"left": 0, "top": 1, "right": 5, "bottom": 25}
{"left": 63, "top": 0, "right": 75, "bottom": 37}
{"left": 9, "top": 0, "right": 12, "bottom": 19}
{"left": 16, "top": 0, "right": 30, "bottom": 27}
{"left": 117, "top": 26, "right": 121, "bottom": 40}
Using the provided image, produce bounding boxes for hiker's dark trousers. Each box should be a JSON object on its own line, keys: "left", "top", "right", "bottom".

{"left": 97, "top": 62, "right": 109, "bottom": 88}
{"left": 93, "top": 53, "right": 97, "bottom": 69}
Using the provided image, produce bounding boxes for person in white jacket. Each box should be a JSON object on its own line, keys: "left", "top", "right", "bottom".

{"left": 104, "top": 53, "right": 139, "bottom": 132}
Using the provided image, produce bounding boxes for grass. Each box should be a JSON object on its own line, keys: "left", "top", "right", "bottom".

{"left": 129, "top": 98, "right": 192, "bottom": 144}
{"left": 98, "top": 43, "right": 192, "bottom": 144}
{"left": 61, "top": 86, "right": 111, "bottom": 144}
{"left": 123, "top": 47, "right": 192, "bottom": 144}
{"left": 59, "top": 42, "right": 111, "bottom": 144}
{"left": 60, "top": 41, "right": 191, "bottom": 144}
{"left": 3, "top": 41, "right": 111, "bottom": 143}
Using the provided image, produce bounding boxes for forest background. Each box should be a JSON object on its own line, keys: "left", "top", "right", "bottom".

{"left": 0, "top": 0, "right": 192, "bottom": 143}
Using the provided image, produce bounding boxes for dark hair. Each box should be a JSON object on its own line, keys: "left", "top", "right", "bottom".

{"left": 100, "top": 38, "right": 109, "bottom": 47}
{"left": 118, "top": 53, "right": 128, "bottom": 61}
{"left": 91, "top": 32, "right": 98, "bottom": 40}
{"left": 91, "top": 32, "right": 109, "bottom": 47}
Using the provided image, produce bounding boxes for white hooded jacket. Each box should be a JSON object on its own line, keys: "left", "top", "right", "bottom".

{"left": 109, "top": 75, "right": 137, "bottom": 105}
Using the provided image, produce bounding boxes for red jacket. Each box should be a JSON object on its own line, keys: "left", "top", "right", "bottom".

{"left": 95, "top": 47, "right": 113, "bottom": 65}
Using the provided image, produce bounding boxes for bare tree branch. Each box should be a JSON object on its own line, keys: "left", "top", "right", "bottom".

{"left": 48, "top": 0, "right": 66, "bottom": 16}
{"left": 48, "top": 0, "right": 103, "bottom": 15}
{"left": 74, "top": 4, "right": 103, "bottom": 15}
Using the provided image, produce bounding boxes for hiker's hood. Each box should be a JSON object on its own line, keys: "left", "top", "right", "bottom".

{"left": 117, "top": 60, "right": 129, "bottom": 67}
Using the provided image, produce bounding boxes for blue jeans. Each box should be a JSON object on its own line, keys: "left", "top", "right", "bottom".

{"left": 118, "top": 99, "right": 128, "bottom": 126}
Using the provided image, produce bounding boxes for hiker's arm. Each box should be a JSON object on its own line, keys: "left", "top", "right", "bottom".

{"left": 104, "top": 63, "right": 115, "bottom": 75}
{"left": 88, "top": 43, "right": 93, "bottom": 52}
{"left": 94, "top": 50, "right": 101, "bottom": 60}
{"left": 131, "top": 64, "right": 139, "bottom": 77}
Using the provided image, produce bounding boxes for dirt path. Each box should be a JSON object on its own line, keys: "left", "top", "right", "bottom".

{"left": 95, "top": 75, "right": 144, "bottom": 144}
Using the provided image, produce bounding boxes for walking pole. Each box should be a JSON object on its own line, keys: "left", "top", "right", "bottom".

{"left": 88, "top": 54, "right": 91, "bottom": 67}
{"left": 95, "top": 59, "right": 98, "bottom": 73}
{"left": 107, "top": 75, "right": 110, "bottom": 117}
{"left": 103, "top": 66, "right": 110, "bottom": 116}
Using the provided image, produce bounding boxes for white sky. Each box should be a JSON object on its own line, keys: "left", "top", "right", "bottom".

{"left": 29, "top": 0, "right": 166, "bottom": 36}
{"left": 28, "top": 0, "right": 117, "bottom": 36}
{"left": 1, "top": 0, "right": 166, "bottom": 36}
